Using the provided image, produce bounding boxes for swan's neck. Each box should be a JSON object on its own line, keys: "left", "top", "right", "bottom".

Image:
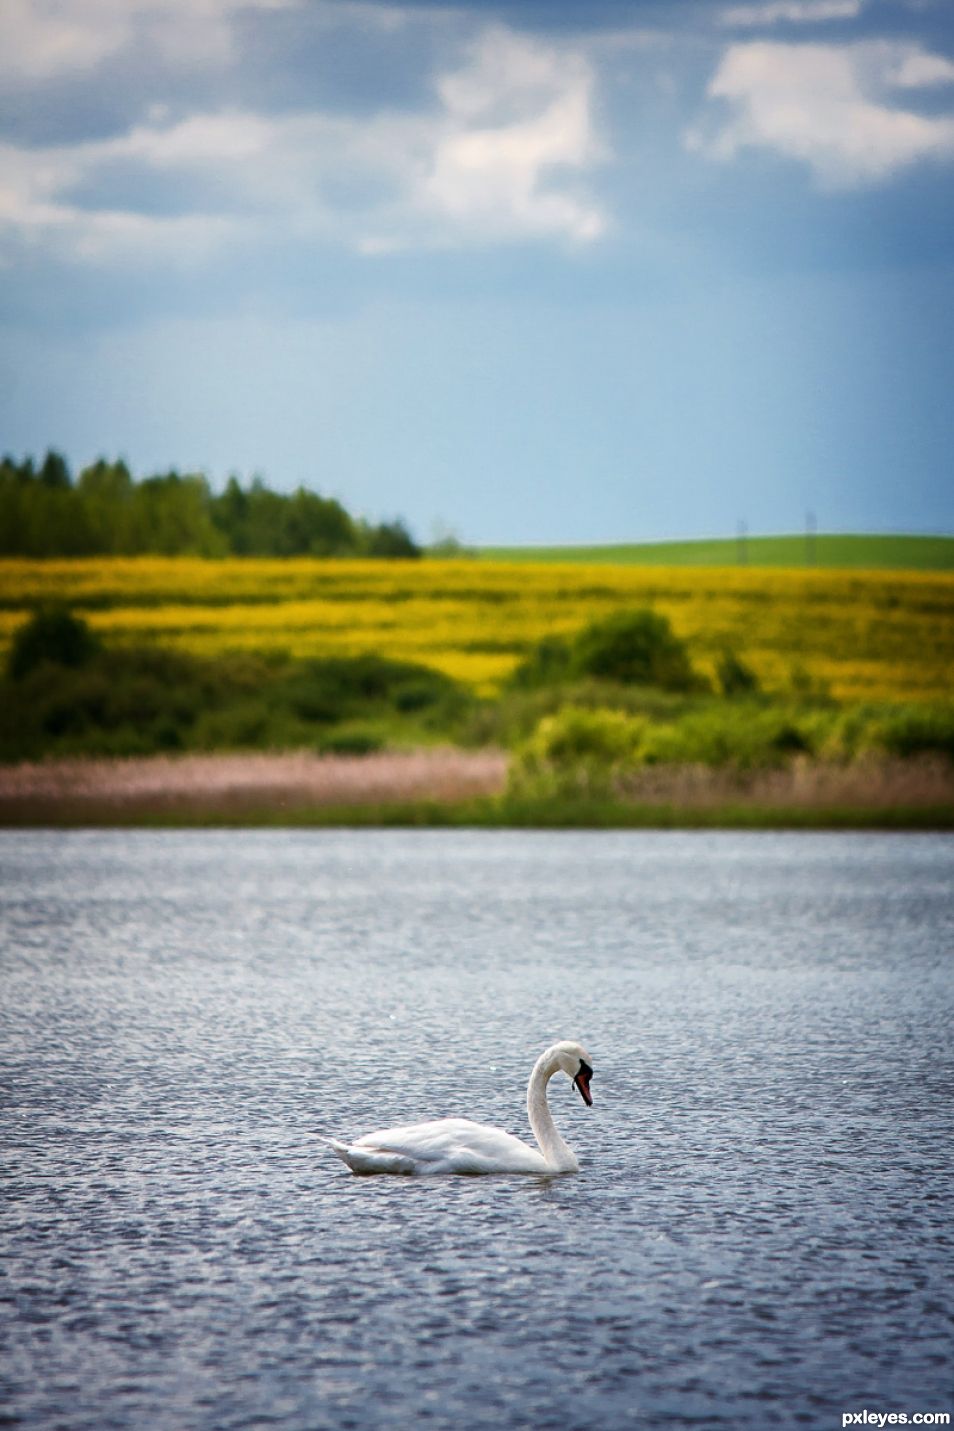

{"left": 527, "top": 1048, "right": 579, "bottom": 1173}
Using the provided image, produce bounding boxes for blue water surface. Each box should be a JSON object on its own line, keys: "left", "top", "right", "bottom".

{"left": 1, "top": 830, "right": 952, "bottom": 1430}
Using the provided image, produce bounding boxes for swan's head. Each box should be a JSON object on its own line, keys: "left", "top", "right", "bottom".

{"left": 550, "top": 1040, "right": 594, "bottom": 1107}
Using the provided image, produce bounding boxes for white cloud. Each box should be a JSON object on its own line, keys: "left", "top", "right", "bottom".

{"left": 0, "top": 24, "right": 606, "bottom": 263}
{"left": 411, "top": 28, "right": 606, "bottom": 246}
{"left": 687, "top": 40, "right": 954, "bottom": 186}
{"left": 889, "top": 48, "right": 954, "bottom": 87}
{"left": 0, "top": 134, "right": 243, "bottom": 267}
{"left": 0, "top": 0, "right": 295, "bottom": 81}
{"left": 720, "top": 1, "right": 863, "bottom": 27}
{"left": 0, "top": 0, "right": 125, "bottom": 79}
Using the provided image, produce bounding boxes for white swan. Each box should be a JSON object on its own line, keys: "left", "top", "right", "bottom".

{"left": 322, "top": 1041, "right": 594, "bottom": 1176}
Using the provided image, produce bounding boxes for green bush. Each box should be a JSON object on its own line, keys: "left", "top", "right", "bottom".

{"left": 0, "top": 638, "right": 471, "bottom": 761}
{"left": 318, "top": 729, "right": 384, "bottom": 756}
{"left": 278, "top": 654, "right": 461, "bottom": 726}
{"left": 510, "top": 608, "right": 705, "bottom": 694}
{"left": 191, "top": 702, "right": 279, "bottom": 750}
{"left": 808, "top": 703, "right": 954, "bottom": 763}
{"left": 526, "top": 707, "right": 646, "bottom": 765}
{"left": 508, "top": 700, "right": 827, "bottom": 798}
{"left": 869, "top": 706, "right": 954, "bottom": 762}
{"left": 572, "top": 609, "right": 704, "bottom": 691}
{"left": 508, "top": 635, "right": 574, "bottom": 689}
{"left": 8, "top": 606, "right": 101, "bottom": 680}
{"left": 465, "top": 680, "right": 694, "bottom": 749}
{"left": 639, "top": 707, "right": 815, "bottom": 768}
{"left": 0, "top": 643, "right": 218, "bottom": 758}
{"left": 716, "top": 648, "right": 760, "bottom": 697}
{"left": 786, "top": 662, "right": 833, "bottom": 701}
{"left": 508, "top": 706, "right": 648, "bottom": 798}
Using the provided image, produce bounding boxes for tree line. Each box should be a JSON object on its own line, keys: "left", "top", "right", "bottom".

{"left": 0, "top": 450, "right": 421, "bottom": 558}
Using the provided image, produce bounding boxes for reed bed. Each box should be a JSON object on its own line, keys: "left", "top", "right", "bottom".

{"left": 615, "top": 755, "right": 954, "bottom": 808}
{"left": 1, "top": 751, "right": 950, "bottom": 827}
{"left": 0, "top": 749, "right": 507, "bottom": 810}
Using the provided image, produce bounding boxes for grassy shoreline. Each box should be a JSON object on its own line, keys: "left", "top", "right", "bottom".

{"left": 2, "top": 799, "right": 951, "bottom": 830}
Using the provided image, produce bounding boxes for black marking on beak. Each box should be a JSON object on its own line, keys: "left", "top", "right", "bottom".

{"left": 574, "top": 1059, "right": 593, "bottom": 1107}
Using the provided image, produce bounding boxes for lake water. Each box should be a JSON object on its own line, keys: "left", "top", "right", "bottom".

{"left": 1, "top": 830, "right": 952, "bottom": 1431}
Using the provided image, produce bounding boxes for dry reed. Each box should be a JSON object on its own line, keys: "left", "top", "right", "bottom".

{"left": 0, "top": 749, "right": 508, "bottom": 812}
{"left": 614, "top": 755, "right": 954, "bottom": 808}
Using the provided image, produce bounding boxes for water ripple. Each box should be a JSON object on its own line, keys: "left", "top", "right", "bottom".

{"left": 1, "top": 831, "right": 952, "bottom": 1430}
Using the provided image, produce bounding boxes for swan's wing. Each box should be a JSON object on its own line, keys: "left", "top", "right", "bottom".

{"left": 351, "top": 1118, "right": 551, "bottom": 1175}
{"left": 323, "top": 1137, "right": 418, "bottom": 1175}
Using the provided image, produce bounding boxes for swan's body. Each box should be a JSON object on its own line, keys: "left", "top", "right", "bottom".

{"left": 322, "top": 1041, "right": 593, "bottom": 1176}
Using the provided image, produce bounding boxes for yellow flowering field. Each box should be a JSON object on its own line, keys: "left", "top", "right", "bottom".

{"left": 0, "top": 556, "right": 952, "bottom": 702}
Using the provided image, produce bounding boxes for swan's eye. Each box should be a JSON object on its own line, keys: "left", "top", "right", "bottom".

{"left": 579, "top": 1059, "right": 593, "bottom": 1080}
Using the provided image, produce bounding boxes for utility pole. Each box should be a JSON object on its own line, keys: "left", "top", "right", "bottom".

{"left": 806, "top": 509, "right": 817, "bottom": 567}
{"left": 736, "top": 519, "right": 748, "bottom": 566}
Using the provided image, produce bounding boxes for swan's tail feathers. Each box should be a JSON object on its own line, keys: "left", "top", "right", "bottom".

{"left": 316, "top": 1134, "right": 416, "bottom": 1176}
{"left": 312, "top": 1134, "right": 355, "bottom": 1163}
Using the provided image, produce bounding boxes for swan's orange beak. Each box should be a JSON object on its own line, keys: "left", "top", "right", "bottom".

{"left": 573, "top": 1069, "right": 593, "bottom": 1106}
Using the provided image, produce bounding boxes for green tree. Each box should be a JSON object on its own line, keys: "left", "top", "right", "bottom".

{"left": 360, "top": 518, "right": 421, "bottom": 558}
{"left": 242, "top": 478, "right": 286, "bottom": 555}
{"left": 210, "top": 475, "right": 250, "bottom": 552}
{"left": 1, "top": 454, "right": 35, "bottom": 483}
{"left": 281, "top": 487, "right": 355, "bottom": 556}
{"left": 127, "top": 471, "right": 224, "bottom": 555}
{"left": 0, "top": 460, "right": 27, "bottom": 551}
{"left": 78, "top": 459, "right": 134, "bottom": 551}
{"left": 0, "top": 453, "right": 418, "bottom": 559}
{"left": 38, "top": 450, "right": 72, "bottom": 489}
{"left": 78, "top": 458, "right": 133, "bottom": 503}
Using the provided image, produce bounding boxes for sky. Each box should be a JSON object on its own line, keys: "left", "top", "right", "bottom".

{"left": 1, "top": 0, "right": 953, "bottom": 546}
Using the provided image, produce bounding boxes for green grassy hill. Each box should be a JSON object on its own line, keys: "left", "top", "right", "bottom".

{"left": 478, "top": 534, "right": 954, "bottom": 570}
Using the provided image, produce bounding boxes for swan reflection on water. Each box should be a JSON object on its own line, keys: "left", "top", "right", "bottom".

{"left": 319, "top": 1041, "right": 593, "bottom": 1176}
